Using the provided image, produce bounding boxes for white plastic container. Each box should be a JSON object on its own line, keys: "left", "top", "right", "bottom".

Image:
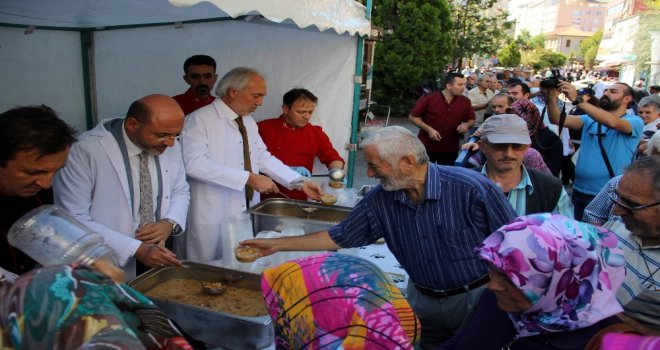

{"left": 8, "top": 205, "right": 117, "bottom": 268}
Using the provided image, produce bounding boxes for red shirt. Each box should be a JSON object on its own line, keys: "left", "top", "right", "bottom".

{"left": 172, "top": 89, "right": 216, "bottom": 115}
{"left": 258, "top": 116, "right": 344, "bottom": 200}
{"left": 410, "top": 91, "right": 475, "bottom": 153}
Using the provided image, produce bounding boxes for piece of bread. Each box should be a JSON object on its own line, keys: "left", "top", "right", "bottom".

{"left": 320, "top": 194, "right": 337, "bottom": 205}
{"left": 234, "top": 245, "right": 260, "bottom": 263}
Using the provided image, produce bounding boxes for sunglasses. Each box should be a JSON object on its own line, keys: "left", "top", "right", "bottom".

{"left": 482, "top": 141, "right": 527, "bottom": 151}
{"left": 607, "top": 190, "right": 660, "bottom": 215}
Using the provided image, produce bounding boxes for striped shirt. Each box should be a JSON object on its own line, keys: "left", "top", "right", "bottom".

{"left": 606, "top": 220, "right": 660, "bottom": 328}
{"left": 328, "top": 163, "right": 516, "bottom": 290}
{"left": 479, "top": 165, "right": 574, "bottom": 218}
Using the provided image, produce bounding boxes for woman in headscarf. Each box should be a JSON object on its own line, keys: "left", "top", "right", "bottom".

{"left": 440, "top": 213, "right": 629, "bottom": 350}
{"left": 261, "top": 253, "right": 420, "bottom": 349}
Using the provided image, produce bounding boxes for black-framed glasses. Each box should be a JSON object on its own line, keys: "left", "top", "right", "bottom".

{"left": 607, "top": 190, "right": 660, "bottom": 214}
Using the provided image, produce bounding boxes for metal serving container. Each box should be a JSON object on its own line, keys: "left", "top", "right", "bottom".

{"left": 127, "top": 262, "right": 273, "bottom": 350}
{"left": 248, "top": 198, "right": 351, "bottom": 234}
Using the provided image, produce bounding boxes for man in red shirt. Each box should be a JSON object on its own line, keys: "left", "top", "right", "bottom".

{"left": 172, "top": 55, "right": 217, "bottom": 115}
{"left": 409, "top": 73, "right": 476, "bottom": 165}
{"left": 258, "top": 88, "right": 344, "bottom": 199}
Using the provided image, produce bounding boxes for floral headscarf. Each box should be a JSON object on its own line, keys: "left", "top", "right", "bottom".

{"left": 475, "top": 213, "right": 625, "bottom": 338}
{"left": 261, "top": 253, "right": 420, "bottom": 349}
{"left": 510, "top": 99, "right": 543, "bottom": 137}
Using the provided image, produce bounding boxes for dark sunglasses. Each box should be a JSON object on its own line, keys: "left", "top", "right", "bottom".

{"left": 608, "top": 190, "right": 660, "bottom": 215}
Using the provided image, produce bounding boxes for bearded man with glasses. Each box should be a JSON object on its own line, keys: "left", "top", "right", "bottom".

{"left": 603, "top": 156, "right": 660, "bottom": 335}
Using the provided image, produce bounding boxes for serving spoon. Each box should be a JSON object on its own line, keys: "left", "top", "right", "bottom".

{"left": 180, "top": 264, "right": 226, "bottom": 295}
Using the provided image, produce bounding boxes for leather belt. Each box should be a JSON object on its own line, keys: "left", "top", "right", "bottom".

{"left": 414, "top": 275, "right": 489, "bottom": 299}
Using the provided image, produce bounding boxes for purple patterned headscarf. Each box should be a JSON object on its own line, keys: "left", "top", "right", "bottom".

{"left": 510, "top": 99, "right": 543, "bottom": 138}
{"left": 475, "top": 213, "right": 625, "bottom": 338}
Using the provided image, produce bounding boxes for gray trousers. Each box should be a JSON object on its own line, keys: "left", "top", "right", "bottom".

{"left": 406, "top": 282, "right": 487, "bottom": 349}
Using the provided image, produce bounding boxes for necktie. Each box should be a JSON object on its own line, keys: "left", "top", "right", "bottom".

{"left": 236, "top": 117, "right": 254, "bottom": 201}
{"left": 138, "top": 151, "right": 155, "bottom": 226}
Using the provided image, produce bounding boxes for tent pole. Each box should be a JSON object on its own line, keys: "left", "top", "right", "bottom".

{"left": 347, "top": 0, "right": 372, "bottom": 188}
{"left": 80, "top": 30, "right": 95, "bottom": 130}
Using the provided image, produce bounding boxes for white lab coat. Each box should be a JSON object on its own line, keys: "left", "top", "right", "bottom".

{"left": 53, "top": 119, "right": 190, "bottom": 279}
{"left": 181, "top": 99, "right": 301, "bottom": 263}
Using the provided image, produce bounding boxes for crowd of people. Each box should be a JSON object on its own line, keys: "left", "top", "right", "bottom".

{"left": 1, "top": 55, "right": 659, "bottom": 349}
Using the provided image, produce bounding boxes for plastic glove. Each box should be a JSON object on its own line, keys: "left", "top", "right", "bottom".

{"left": 290, "top": 166, "right": 311, "bottom": 177}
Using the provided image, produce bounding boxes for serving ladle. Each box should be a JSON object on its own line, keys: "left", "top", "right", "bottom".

{"left": 180, "top": 264, "right": 226, "bottom": 295}
{"left": 278, "top": 191, "right": 318, "bottom": 214}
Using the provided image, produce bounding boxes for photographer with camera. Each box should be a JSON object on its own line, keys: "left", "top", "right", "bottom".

{"left": 547, "top": 81, "right": 644, "bottom": 221}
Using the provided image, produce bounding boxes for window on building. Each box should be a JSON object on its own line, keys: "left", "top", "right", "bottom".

{"left": 573, "top": 10, "right": 580, "bottom": 16}
{"left": 566, "top": 39, "right": 571, "bottom": 47}
{"left": 586, "top": 10, "right": 591, "bottom": 15}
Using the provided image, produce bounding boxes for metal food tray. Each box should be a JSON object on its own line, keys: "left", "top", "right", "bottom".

{"left": 127, "top": 262, "right": 273, "bottom": 349}
{"left": 248, "top": 198, "right": 351, "bottom": 235}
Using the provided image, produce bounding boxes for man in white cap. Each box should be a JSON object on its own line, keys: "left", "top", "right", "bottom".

{"left": 475, "top": 114, "right": 573, "bottom": 217}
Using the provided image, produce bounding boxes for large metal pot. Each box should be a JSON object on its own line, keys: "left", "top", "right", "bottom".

{"left": 127, "top": 262, "right": 273, "bottom": 349}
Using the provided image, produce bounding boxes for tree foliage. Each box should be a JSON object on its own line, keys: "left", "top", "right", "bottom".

{"left": 498, "top": 41, "right": 521, "bottom": 67}
{"left": 451, "top": 0, "right": 514, "bottom": 66}
{"left": 523, "top": 49, "right": 567, "bottom": 69}
{"left": 579, "top": 29, "right": 602, "bottom": 69}
{"left": 371, "top": 0, "right": 453, "bottom": 112}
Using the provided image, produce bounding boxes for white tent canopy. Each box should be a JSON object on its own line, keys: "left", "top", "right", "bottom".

{"left": 0, "top": 0, "right": 370, "bottom": 175}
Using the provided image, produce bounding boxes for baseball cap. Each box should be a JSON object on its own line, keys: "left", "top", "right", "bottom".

{"left": 480, "top": 114, "right": 531, "bottom": 144}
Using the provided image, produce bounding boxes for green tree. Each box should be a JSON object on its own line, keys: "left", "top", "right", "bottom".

{"left": 372, "top": 0, "right": 453, "bottom": 113}
{"left": 579, "top": 29, "right": 602, "bottom": 69}
{"left": 516, "top": 30, "right": 545, "bottom": 51}
{"left": 498, "top": 41, "right": 521, "bottom": 67}
{"left": 451, "top": 0, "right": 514, "bottom": 67}
{"left": 523, "top": 48, "right": 567, "bottom": 69}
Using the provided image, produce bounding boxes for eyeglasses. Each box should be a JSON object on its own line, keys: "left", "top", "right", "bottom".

{"left": 607, "top": 190, "right": 660, "bottom": 215}
{"left": 482, "top": 141, "right": 527, "bottom": 152}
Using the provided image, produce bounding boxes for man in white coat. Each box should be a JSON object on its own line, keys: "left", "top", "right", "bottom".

{"left": 181, "top": 67, "right": 322, "bottom": 263}
{"left": 53, "top": 94, "right": 190, "bottom": 279}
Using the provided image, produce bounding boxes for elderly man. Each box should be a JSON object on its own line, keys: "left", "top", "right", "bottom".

{"left": 409, "top": 73, "right": 476, "bottom": 165}
{"left": 474, "top": 114, "right": 572, "bottom": 217}
{"left": 606, "top": 157, "right": 660, "bottom": 335}
{"left": 54, "top": 95, "right": 190, "bottom": 279}
{"left": 182, "top": 67, "right": 322, "bottom": 263}
{"left": 258, "top": 88, "right": 344, "bottom": 200}
{"left": 550, "top": 81, "right": 644, "bottom": 220}
{"left": 0, "top": 105, "right": 76, "bottom": 278}
{"left": 468, "top": 75, "right": 495, "bottom": 127}
{"left": 242, "top": 126, "right": 516, "bottom": 348}
{"left": 173, "top": 54, "right": 218, "bottom": 115}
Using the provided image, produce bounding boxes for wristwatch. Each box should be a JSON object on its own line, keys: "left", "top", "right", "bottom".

{"left": 572, "top": 95, "right": 584, "bottom": 105}
{"left": 164, "top": 218, "right": 183, "bottom": 236}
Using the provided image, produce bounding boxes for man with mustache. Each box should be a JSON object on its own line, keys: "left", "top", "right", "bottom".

{"left": 53, "top": 95, "right": 190, "bottom": 279}
{"left": 548, "top": 81, "right": 644, "bottom": 220}
{"left": 173, "top": 55, "right": 217, "bottom": 115}
{"left": 241, "top": 126, "right": 516, "bottom": 348}
{"left": 474, "top": 114, "right": 572, "bottom": 217}
{"left": 0, "top": 105, "right": 76, "bottom": 278}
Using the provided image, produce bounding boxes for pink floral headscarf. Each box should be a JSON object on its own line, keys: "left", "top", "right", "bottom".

{"left": 475, "top": 213, "right": 626, "bottom": 338}
{"left": 510, "top": 99, "right": 543, "bottom": 137}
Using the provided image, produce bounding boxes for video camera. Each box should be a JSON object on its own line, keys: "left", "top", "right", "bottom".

{"left": 540, "top": 68, "right": 564, "bottom": 90}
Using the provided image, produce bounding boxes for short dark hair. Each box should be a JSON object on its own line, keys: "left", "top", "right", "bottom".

{"left": 649, "top": 85, "right": 660, "bottom": 93}
{"left": 444, "top": 73, "right": 464, "bottom": 88}
{"left": 625, "top": 156, "right": 660, "bottom": 197}
{"left": 282, "top": 88, "right": 318, "bottom": 107}
{"left": 507, "top": 81, "right": 530, "bottom": 96}
{"left": 183, "top": 55, "right": 216, "bottom": 74}
{"left": 0, "top": 105, "right": 77, "bottom": 167}
{"left": 126, "top": 100, "right": 151, "bottom": 124}
{"left": 614, "top": 82, "right": 634, "bottom": 98}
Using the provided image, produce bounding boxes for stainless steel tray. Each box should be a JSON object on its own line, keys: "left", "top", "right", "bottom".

{"left": 127, "top": 262, "right": 273, "bottom": 349}
{"left": 248, "top": 198, "right": 351, "bottom": 235}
